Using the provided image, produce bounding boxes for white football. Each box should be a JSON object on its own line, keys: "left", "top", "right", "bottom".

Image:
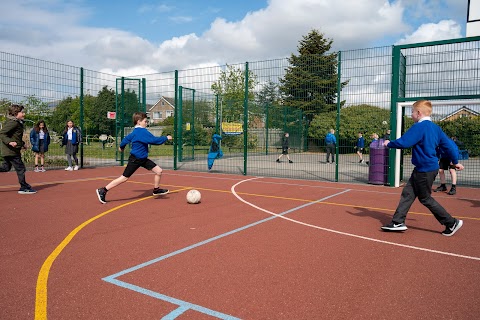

{"left": 186, "top": 189, "right": 201, "bottom": 204}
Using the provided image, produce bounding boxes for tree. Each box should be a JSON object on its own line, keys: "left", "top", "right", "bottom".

{"left": 309, "top": 104, "right": 389, "bottom": 150}
{"left": 279, "top": 29, "right": 347, "bottom": 122}
{"left": 22, "top": 95, "right": 52, "bottom": 122}
{"left": 89, "top": 86, "right": 116, "bottom": 135}
{"left": 0, "top": 98, "right": 12, "bottom": 123}
{"left": 50, "top": 96, "right": 79, "bottom": 134}
{"left": 211, "top": 64, "right": 258, "bottom": 123}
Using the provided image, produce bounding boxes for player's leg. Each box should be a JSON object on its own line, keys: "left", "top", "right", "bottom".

{"left": 145, "top": 159, "right": 168, "bottom": 196}
{"left": 11, "top": 155, "right": 35, "bottom": 193}
{"left": 96, "top": 156, "right": 138, "bottom": 203}
{"left": 434, "top": 159, "right": 448, "bottom": 192}
{"left": 34, "top": 153, "right": 40, "bottom": 171}
{"left": 447, "top": 168, "right": 457, "bottom": 195}
{"left": 381, "top": 171, "right": 416, "bottom": 231}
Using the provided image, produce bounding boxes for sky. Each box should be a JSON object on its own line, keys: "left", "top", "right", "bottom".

{"left": 0, "top": 0, "right": 469, "bottom": 76}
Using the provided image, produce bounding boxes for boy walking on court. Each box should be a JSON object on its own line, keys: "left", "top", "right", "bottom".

{"left": 96, "top": 112, "right": 172, "bottom": 204}
{"left": 381, "top": 100, "right": 464, "bottom": 236}
{"left": 0, "top": 104, "right": 37, "bottom": 194}
{"left": 276, "top": 132, "right": 293, "bottom": 163}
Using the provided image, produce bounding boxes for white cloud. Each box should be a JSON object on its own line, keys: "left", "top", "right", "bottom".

{"left": 395, "top": 20, "right": 462, "bottom": 45}
{"left": 0, "top": 0, "right": 468, "bottom": 74}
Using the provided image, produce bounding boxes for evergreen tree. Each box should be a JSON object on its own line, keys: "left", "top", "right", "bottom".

{"left": 279, "top": 29, "right": 347, "bottom": 122}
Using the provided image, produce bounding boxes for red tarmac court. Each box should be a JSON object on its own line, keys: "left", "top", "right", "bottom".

{"left": 1, "top": 167, "right": 479, "bottom": 319}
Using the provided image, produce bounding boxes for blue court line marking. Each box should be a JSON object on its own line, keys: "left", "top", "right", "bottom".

{"left": 103, "top": 189, "right": 351, "bottom": 319}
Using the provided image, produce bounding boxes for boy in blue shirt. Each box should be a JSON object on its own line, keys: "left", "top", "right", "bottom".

{"left": 381, "top": 100, "right": 464, "bottom": 236}
{"left": 96, "top": 112, "right": 172, "bottom": 204}
{"left": 355, "top": 132, "right": 365, "bottom": 163}
{"left": 325, "top": 129, "right": 336, "bottom": 164}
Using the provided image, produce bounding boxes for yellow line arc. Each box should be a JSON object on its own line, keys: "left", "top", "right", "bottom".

{"left": 34, "top": 196, "right": 153, "bottom": 320}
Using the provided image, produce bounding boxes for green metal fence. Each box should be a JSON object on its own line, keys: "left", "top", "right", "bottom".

{"left": 1, "top": 36, "right": 480, "bottom": 187}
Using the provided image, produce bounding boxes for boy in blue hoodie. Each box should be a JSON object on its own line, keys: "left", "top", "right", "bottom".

{"left": 381, "top": 100, "right": 464, "bottom": 236}
{"left": 96, "top": 112, "right": 172, "bottom": 204}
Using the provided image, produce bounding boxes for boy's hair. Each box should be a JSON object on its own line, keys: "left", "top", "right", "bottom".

{"left": 329, "top": 129, "right": 335, "bottom": 133}
{"left": 8, "top": 104, "right": 25, "bottom": 116}
{"left": 413, "top": 100, "right": 432, "bottom": 116}
{"left": 132, "top": 112, "right": 147, "bottom": 125}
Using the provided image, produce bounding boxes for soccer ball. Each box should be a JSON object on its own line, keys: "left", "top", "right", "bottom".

{"left": 186, "top": 189, "right": 201, "bottom": 204}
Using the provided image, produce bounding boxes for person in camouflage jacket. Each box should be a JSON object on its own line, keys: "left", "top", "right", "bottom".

{"left": 0, "top": 104, "right": 36, "bottom": 194}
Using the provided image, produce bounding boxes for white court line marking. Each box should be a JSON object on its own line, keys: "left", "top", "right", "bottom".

{"left": 231, "top": 178, "right": 480, "bottom": 261}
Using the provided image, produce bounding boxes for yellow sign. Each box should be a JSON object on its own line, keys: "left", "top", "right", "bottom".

{"left": 186, "top": 122, "right": 191, "bottom": 131}
{"left": 222, "top": 122, "right": 243, "bottom": 135}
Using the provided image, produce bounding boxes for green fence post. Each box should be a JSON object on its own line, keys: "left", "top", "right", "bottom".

{"left": 243, "top": 62, "right": 249, "bottom": 175}
{"left": 215, "top": 94, "right": 219, "bottom": 134}
{"left": 173, "top": 70, "right": 178, "bottom": 170}
{"left": 79, "top": 67, "right": 84, "bottom": 168}
{"left": 388, "top": 45, "right": 400, "bottom": 187}
{"left": 335, "top": 51, "right": 342, "bottom": 182}
{"left": 265, "top": 103, "right": 269, "bottom": 155}
{"left": 120, "top": 77, "right": 125, "bottom": 166}
{"left": 142, "top": 78, "right": 146, "bottom": 112}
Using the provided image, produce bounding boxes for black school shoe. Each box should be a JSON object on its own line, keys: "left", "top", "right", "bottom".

{"left": 434, "top": 185, "right": 447, "bottom": 192}
{"left": 447, "top": 187, "right": 456, "bottom": 195}
{"left": 442, "top": 219, "right": 463, "bottom": 237}
{"left": 96, "top": 188, "right": 107, "bottom": 204}
{"left": 18, "top": 188, "right": 37, "bottom": 194}
{"left": 153, "top": 188, "right": 169, "bottom": 196}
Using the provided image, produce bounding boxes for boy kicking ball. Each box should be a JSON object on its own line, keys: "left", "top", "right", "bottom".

{"left": 381, "top": 100, "right": 464, "bottom": 236}
{"left": 96, "top": 112, "right": 172, "bottom": 204}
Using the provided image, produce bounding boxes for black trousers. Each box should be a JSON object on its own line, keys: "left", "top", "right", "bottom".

{"left": 0, "top": 155, "right": 31, "bottom": 190}
{"left": 392, "top": 169, "right": 454, "bottom": 226}
{"left": 326, "top": 144, "right": 335, "bottom": 162}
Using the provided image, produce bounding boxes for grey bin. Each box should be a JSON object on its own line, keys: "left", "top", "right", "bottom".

{"left": 368, "top": 139, "right": 388, "bottom": 185}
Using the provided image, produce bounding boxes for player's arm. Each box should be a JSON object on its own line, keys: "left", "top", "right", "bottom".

{"left": 119, "top": 133, "right": 133, "bottom": 151}
{"left": 0, "top": 121, "right": 17, "bottom": 146}
{"left": 386, "top": 126, "right": 421, "bottom": 149}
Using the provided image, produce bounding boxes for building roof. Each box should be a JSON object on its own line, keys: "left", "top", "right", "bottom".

{"left": 439, "top": 106, "right": 480, "bottom": 121}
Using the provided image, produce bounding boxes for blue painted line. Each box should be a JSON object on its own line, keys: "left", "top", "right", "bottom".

{"left": 105, "top": 278, "right": 240, "bottom": 320}
{"left": 103, "top": 189, "right": 351, "bottom": 319}
{"left": 161, "top": 305, "right": 189, "bottom": 320}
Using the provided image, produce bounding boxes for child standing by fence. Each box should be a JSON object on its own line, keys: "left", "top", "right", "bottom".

{"left": 30, "top": 120, "right": 51, "bottom": 172}
{"left": 61, "top": 120, "right": 82, "bottom": 171}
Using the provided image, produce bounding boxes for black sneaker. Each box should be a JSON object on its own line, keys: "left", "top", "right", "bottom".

{"left": 289, "top": 160, "right": 293, "bottom": 163}
{"left": 153, "top": 188, "right": 169, "bottom": 196}
{"left": 434, "top": 185, "right": 447, "bottom": 192}
{"left": 96, "top": 188, "right": 107, "bottom": 204}
{"left": 276, "top": 159, "right": 280, "bottom": 163}
{"left": 381, "top": 222, "right": 408, "bottom": 231}
{"left": 442, "top": 219, "right": 463, "bottom": 237}
{"left": 18, "top": 188, "right": 37, "bottom": 194}
{"left": 447, "top": 187, "right": 456, "bottom": 195}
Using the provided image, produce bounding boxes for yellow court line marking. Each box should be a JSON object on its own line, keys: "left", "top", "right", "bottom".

{"left": 35, "top": 196, "right": 153, "bottom": 320}
{"left": 100, "top": 178, "right": 480, "bottom": 222}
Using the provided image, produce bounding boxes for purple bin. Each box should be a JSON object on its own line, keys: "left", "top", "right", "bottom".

{"left": 368, "top": 139, "right": 388, "bottom": 185}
